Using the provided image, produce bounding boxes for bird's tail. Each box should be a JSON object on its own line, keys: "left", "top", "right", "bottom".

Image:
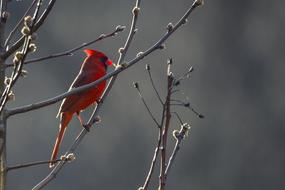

{"left": 49, "top": 112, "right": 72, "bottom": 168}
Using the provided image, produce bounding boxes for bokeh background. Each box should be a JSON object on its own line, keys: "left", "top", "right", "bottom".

{"left": 4, "top": 0, "right": 285, "bottom": 189}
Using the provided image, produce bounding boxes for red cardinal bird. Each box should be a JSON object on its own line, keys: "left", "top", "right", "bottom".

{"left": 50, "top": 49, "right": 112, "bottom": 167}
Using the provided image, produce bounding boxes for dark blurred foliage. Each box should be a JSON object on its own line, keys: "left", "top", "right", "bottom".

{"left": 4, "top": 0, "right": 285, "bottom": 189}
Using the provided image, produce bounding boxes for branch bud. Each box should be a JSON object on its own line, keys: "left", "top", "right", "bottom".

{"left": 28, "top": 43, "right": 37, "bottom": 53}
{"left": 15, "top": 51, "right": 24, "bottom": 61}
{"left": 24, "top": 15, "right": 33, "bottom": 27}
{"left": 115, "top": 25, "right": 126, "bottom": 32}
{"left": 21, "top": 26, "right": 30, "bottom": 36}
{"left": 133, "top": 82, "right": 139, "bottom": 89}
{"left": 134, "top": 28, "right": 138, "bottom": 34}
{"left": 99, "top": 34, "right": 106, "bottom": 39}
{"left": 8, "top": 91, "right": 15, "bottom": 101}
{"left": 158, "top": 43, "right": 166, "bottom": 50}
{"left": 167, "top": 58, "right": 173, "bottom": 65}
{"left": 145, "top": 64, "right": 150, "bottom": 71}
{"left": 132, "top": 6, "right": 140, "bottom": 16}
{"left": 118, "top": 47, "right": 124, "bottom": 54}
{"left": 174, "top": 80, "right": 180, "bottom": 86}
{"left": 136, "top": 52, "right": 144, "bottom": 57}
{"left": 172, "top": 130, "right": 180, "bottom": 140}
{"left": 20, "top": 70, "right": 28, "bottom": 78}
{"left": 61, "top": 153, "right": 76, "bottom": 163}
{"left": 182, "top": 18, "right": 188, "bottom": 25}
{"left": 137, "top": 187, "right": 144, "bottom": 190}
{"left": 167, "top": 23, "right": 174, "bottom": 32}
{"left": 121, "top": 61, "right": 128, "bottom": 68}
{"left": 2, "top": 11, "right": 10, "bottom": 20}
{"left": 4, "top": 77, "right": 11, "bottom": 85}
{"left": 194, "top": 0, "right": 204, "bottom": 6}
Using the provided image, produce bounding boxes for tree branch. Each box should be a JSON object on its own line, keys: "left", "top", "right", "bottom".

{"left": 1, "top": 0, "right": 57, "bottom": 60}
{"left": 4, "top": 0, "right": 37, "bottom": 48}
{"left": 133, "top": 82, "right": 160, "bottom": 127}
{"left": 5, "top": 25, "right": 125, "bottom": 68}
{"left": 6, "top": 159, "right": 61, "bottom": 172}
{"left": 165, "top": 123, "right": 191, "bottom": 178}
{"left": 159, "top": 62, "right": 173, "bottom": 190}
{"left": 146, "top": 64, "right": 164, "bottom": 105}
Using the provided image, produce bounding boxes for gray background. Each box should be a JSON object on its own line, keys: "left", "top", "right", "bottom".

{"left": 4, "top": 0, "right": 285, "bottom": 189}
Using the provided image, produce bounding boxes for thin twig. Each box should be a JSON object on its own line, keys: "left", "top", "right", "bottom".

{"left": 4, "top": 0, "right": 37, "bottom": 48}
{"left": 133, "top": 82, "right": 160, "bottom": 127}
{"left": 142, "top": 131, "right": 161, "bottom": 190}
{"left": 5, "top": 26, "right": 125, "bottom": 68}
{"left": 165, "top": 123, "right": 190, "bottom": 177}
{"left": 142, "top": 103, "right": 165, "bottom": 190}
{"left": 146, "top": 64, "right": 164, "bottom": 105}
{"left": 6, "top": 159, "right": 61, "bottom": 172}
{"left": 1, "top": 0, "right": 57, "bottom": 59}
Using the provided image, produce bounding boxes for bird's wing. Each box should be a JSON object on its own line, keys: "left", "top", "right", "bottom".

{"left": 57, "top": 72, "right": 95, "bottom": 115}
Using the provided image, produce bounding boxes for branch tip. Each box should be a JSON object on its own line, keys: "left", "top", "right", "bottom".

{"left": 158, "top": 43, "right": 166, "bottom": 50}
{"left": 115, "top": 25, "right": 126, "bottom": 32}
{"left": 194, "top": 0, "right": 204, "bottom": 6}
{"left": 60, "top": 153, "right": 76, "bottom": 163}
{"left": 167, "top": 58, "right": 173, "bottom": 65}
{"left": 167, "top": 23, "right": 174, "bottom": 32}
{"left": 145, "top": 64, "right": 150, "bottom": 71}
{"left": 2, "top": 11, "right": 10, "bottom": 20}
{"left": 182, "top": 18, "right": 188, "bottom": 25}
{"left": 20, "top": 69, "right": 28, "bottom": 78}
{"left": 137, "top": 51, "right": 144, "bottom": 57}
{"left": 21, "top": 26, "right": 30, "bottom": 36}
{"left": 133, "top": 82, "right": 139, "bottom": 89}
{"left": 118, "top": 47, "right": 125, "bottom": 54}
{"left": 132, "top": 6, "right": 140, "bottom": 16}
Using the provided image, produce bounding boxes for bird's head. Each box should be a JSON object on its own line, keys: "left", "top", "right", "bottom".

{"left": 84, "top": 49, "right": 113, "bottom": 69}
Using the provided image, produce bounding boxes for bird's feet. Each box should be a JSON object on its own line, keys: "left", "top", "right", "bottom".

{"left": 82, "top": 124, "right": 91, "bottom": 132}
{"left": 94, "top": 115, "right": 101, "bottom": 123}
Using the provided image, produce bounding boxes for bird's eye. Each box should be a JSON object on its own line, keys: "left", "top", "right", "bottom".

{"left": 99, "top": 56, "right": 108, "bottom": 69}
{"left": 99, "top": 56, "right": 108, "bottom": 63}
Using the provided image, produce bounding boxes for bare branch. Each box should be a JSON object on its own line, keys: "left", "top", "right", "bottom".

{"left": 159, "top": 62, "right": 174, "bottom": 190}
{"left": 5, "top": 25, "right": 125, "bottom": 68}
{"left": 171, "top": 102, "right": 204, "bottom": 119}
{"left": 2, "top": 0, "right": 57, "bottom": 59}
{"left": 6, "top": 159, "right": 61, "bottom": 172}
{"left": 4, "top": 0, "right": 37, "bottom": 48}
{"left": 146, "top": 64, "right": 164, "bottom": 105}
{"left": 133, "top": 82, "right": 160, "bottom": 127}
{"left": 165, "top": 123, "right": 191, "bottom": 177}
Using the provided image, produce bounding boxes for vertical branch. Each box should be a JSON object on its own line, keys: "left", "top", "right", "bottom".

{"left": 159, "top": 60, "right": 173, "bottom": 190}
{"left": 0, "top": 0, "right": 8, "bottom": 189}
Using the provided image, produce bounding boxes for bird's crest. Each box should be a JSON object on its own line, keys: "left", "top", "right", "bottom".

{"left": 84, "top": 49, "right": 105, "bottom": 58}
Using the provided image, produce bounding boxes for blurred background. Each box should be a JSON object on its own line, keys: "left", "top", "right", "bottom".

{"left": 4, "top": 0, "right": 285, "bottom": 189}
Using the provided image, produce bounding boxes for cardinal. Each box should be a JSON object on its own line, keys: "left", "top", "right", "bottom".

{"left": 49, "top": 49, "right": 113, "bottom": 168}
